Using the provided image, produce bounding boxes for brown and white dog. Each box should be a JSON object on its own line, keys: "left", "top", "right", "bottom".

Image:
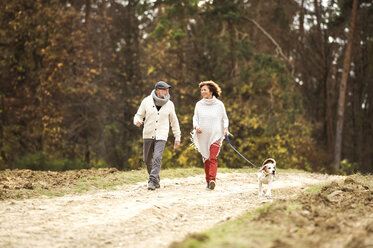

{"left": 257, "top": 158, "right": 276, "bottom": 197}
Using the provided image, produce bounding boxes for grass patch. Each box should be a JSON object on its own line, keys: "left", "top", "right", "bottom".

{"left": 0, "top": 167, "right": 219, "bottom": 200}
{"left": 304, "top": 184, "right": 324, "bottom": 194}
{"left": 285, "top": 203, "right": 300, "bottom": 213}
{"left": 170, "top": 204, "right": 281, "bottom": 248}
{"left": 170, "top": 174, "right": 373, "bottom": 248}
{"left": 0, "top": 167, "right": 310, "bottom": 200}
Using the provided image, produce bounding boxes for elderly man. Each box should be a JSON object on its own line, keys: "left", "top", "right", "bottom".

{"left": 134, "top": 81, "right": 181, "bottom": 190}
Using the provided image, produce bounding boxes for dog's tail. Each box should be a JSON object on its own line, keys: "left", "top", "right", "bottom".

{"left": 262, "top": 158, "right": 276, "bottom": 167}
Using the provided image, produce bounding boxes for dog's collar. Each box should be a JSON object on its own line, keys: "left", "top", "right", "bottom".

{"left": 261, "top": 171, "right": 269, "bottom": 177}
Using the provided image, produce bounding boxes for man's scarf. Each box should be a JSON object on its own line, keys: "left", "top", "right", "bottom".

{"left": 152, "top": 89, "right": 170, "bottom": 106}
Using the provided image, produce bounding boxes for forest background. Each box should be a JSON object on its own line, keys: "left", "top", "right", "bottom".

{"left": 0, "top": 0, "right": 371, "bottom": 174}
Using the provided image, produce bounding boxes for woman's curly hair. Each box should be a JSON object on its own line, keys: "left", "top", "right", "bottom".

{"left": 199, "top": 81, "right": 222, "bottom": 98}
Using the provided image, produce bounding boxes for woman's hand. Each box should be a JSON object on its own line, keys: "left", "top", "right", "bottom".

{"left": 195, "top": 126, "right": 202, "bottom": 134}
{"left": 224, "top": 128, "right": 228, "bottom": 136}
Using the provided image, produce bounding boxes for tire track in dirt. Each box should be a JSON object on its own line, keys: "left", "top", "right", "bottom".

{"left": 0, "top": 172, "right": 343, "bottom": 248}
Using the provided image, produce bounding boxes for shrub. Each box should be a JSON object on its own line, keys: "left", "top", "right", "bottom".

{"left": 339, "top": 159, "right": 358, "bottom": 175}
{"left": 14, "top": 152, "right": 91, "bottom": 171}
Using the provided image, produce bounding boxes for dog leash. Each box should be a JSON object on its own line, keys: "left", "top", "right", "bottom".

{"left": 225, "top": 134, "right": 260, "bottom": 168}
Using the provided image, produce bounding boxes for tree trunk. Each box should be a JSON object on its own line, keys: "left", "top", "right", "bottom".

{"left": 123, "top": 0, "right": 141, "bottom": 84}
{"left": 85, "top": 0, "right": 91, "bottom": 26}
{"left": 299, "top": 0, "right": 305, "bottom": 43}
{"left": 0, "top": 93, "right": 5, "bottom": 163}
{"left": 314, "top": 0, "right": 334, "bottom": 152}
{"left": 333, "top": 0, "right": 359, "bottom": 172}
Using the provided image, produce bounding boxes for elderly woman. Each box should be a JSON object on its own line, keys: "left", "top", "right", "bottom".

{"left": 192, "top": 81, "right": 229, "bottom": 190}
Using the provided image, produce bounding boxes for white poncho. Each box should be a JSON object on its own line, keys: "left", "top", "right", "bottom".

{"left": 192, "top": 96, "right": 229, "bottom": 160}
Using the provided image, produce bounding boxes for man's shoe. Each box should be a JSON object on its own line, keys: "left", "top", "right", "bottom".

{"left": 148, "top": 181, "right": 156, "bottom": 190}
{"left": 155, "top": 182, "right": 160, "bottom": 189}
{"left": 208, "top": 180, "right": 216, "bottom": 190}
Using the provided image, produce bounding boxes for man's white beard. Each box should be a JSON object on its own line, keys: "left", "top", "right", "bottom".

{"left": 159, "top": 93, "right": 169, "bottom": 99}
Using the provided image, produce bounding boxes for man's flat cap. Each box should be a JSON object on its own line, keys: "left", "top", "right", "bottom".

{"left": 155, "top": 81, "right": 171, "bottom": 90}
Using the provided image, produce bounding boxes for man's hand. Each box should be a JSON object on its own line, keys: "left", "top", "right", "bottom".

{"left": 135, "top": 121, "right": 144, "bottom": 127}
{"left": 174, "top": 141, "right": 180, "bottom": 149}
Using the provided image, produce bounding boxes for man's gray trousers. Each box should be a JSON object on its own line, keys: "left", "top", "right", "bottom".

{"left": 143, "top": 139, "right": 166, "bottom": 184}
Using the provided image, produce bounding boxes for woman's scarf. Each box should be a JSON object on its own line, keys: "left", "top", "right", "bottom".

{"left": 201, "top": 96, "right": 218, "bottom": 106}
{"left": 152, "top": 89, "right": 170, "bottom": 106}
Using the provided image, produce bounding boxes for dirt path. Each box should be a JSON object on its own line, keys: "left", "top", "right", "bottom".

{"left": 0, "top": 172, "right": 343, "bottom": 248}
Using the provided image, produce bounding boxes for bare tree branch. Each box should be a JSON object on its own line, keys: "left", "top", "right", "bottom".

{"left": 242, "top": 16, "right": 295, "bottom": 77}
{"left": 242, "top": 16, "right": 289, "bottom": 63}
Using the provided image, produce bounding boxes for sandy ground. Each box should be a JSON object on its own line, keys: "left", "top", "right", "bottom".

{"left": 0, "top": 172, "right": 343, "bottom": 248}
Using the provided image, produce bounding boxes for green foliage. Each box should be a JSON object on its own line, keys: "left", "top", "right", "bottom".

{"left": 339, "top": 159, "right": 358, "bottom": 175}
{"left": 177, "top": 145, "right": 204, "bottom": 168}
{"left": 0, "top": 0, "right": 371, "bottom": 173}
{"left": 152, "top": 19, "right": 171, "bottom": 40}
{"left": 14, "top": 152, "right": 92, "bottom": 171}
{"left": 219, "top": 54, "right": 312, "bottom": 170}
{"left": 205, "top": 1, "right": 242, "bottom": 21}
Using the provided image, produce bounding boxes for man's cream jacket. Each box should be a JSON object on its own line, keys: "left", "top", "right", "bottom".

{"left": 133, "top": 95, "right": 181, "bottom": 142}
